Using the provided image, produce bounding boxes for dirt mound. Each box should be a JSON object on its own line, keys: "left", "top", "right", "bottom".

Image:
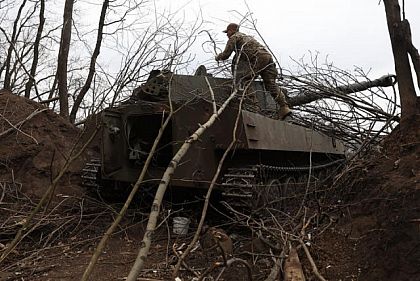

{"left": 353, "top": 115, "right": 419, "bottom": 281}
{"left": 317, "top": 110, "right": 420, "bottom": 281}
{"left": 0, "top": 91, "right": 92, "bottom": 198}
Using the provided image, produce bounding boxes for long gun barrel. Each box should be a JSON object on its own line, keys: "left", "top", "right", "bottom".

{"left": 288, "top": 74, "right": 397, "bottom": 107}
{"left": 336, "top": 74, "right": 396, "bottom": 94}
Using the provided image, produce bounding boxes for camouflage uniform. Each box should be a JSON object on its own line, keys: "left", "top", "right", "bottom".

{"left": 215, "top": 32, "right": 288, "bottom": 108}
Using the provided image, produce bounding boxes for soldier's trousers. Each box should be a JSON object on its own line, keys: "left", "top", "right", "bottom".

{"left": 233, "top": 53, "right": 288, "bottom": 107}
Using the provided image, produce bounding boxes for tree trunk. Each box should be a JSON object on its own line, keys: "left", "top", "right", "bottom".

{"left": 69, "top": 0, "right": 108, "bottom": 123}
{"left": 383, "top": 0, "right": 419, "bottom": 125}
{"left": 3, "top": 0, "right": 28, "bottom": 90}
{"left": 284, "top": 247, "right": 306, "bottom": 281}
{"left": 24, "top": 0, "right": 45, "bottom": 98}
{"left": 56, "top": 0, "right": 74, "bottom": 118}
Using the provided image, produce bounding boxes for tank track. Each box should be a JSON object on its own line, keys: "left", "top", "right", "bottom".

{"left": 81, "top": 157, "right": 343, "bottom": 208}
{"left": 221, "top": 167, "right": 258, "bottom": 208}
{"left": 80, "top": 158, "right": 157, "bottom": 201}
{"left": 221, "top": 159, "right": 344, "bottom": 209}
{"left": 81, "top": 158, "right": 101, "bottom": 189}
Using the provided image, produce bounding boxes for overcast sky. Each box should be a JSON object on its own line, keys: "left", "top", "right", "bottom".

{"left": 160, "top": 0, "right": 420, "bottom": 80}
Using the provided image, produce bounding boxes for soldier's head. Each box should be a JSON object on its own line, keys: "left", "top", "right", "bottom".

{"left": 223, "top": 23, "right": 239, "bottom": 38}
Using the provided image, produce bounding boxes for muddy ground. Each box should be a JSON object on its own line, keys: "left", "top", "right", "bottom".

{"left": 0, "top": 91, "right": 419, "bottom": 281}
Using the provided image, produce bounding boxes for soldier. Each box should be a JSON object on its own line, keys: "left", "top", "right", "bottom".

{"left": 215, "top": 23, "right": 292, "bottom": 119}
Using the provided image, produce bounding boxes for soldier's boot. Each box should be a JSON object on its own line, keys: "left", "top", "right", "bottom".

{"left": 279, "top": 104, "right": 292, "bottom": 120}
{"left": 275, "top": 89, "right": 292, "bottom": 120}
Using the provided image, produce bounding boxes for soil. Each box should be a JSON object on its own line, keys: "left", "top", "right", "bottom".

{"left": 0, "top": 91, "right": 419, "bottom": 281}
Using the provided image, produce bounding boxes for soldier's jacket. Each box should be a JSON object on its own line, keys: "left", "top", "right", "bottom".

{"left": 216, "top": 32, "right": 271, "bottom": 63}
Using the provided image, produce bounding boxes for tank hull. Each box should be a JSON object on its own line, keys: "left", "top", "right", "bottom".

{"left": 96, "top": 71, "right": 346, "bottom": 189}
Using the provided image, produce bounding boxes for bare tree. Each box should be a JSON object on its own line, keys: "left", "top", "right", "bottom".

{"left": 69, "top": 0, "right": 109, "bottom": 123}
{"left": 383, "top": 0, "right": 420, "bottom": 126}
{"left": 24, "top": 0, "right": 45, "bottom": 98}
{"left": 2, "top": 0, "right": 28, "bottom": 90}
{"left": 56, "top": 0, "right": 74, "bottom": 118}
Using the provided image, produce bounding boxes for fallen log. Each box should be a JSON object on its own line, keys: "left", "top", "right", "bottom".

{"left": 284, "top": 247, "right": 306, "bottom": 281}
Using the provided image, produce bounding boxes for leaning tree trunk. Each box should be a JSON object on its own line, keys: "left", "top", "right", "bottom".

{"left": 56, "top": 0, "right": 74, "bottom": 118}
{"left": 126, "top": 87, "right": 239, "bottom": 281}
{"left": 383, "top": 0, "right": 419, "bottom": 126}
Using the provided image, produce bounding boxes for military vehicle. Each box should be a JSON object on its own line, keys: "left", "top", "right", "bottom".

{"left": 82, "top": 68, "right": 394, "bottom": 208}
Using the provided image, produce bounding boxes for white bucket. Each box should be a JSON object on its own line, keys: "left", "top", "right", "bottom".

{"left": 172, "top": 216, "right": 190, "bottom": 235}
